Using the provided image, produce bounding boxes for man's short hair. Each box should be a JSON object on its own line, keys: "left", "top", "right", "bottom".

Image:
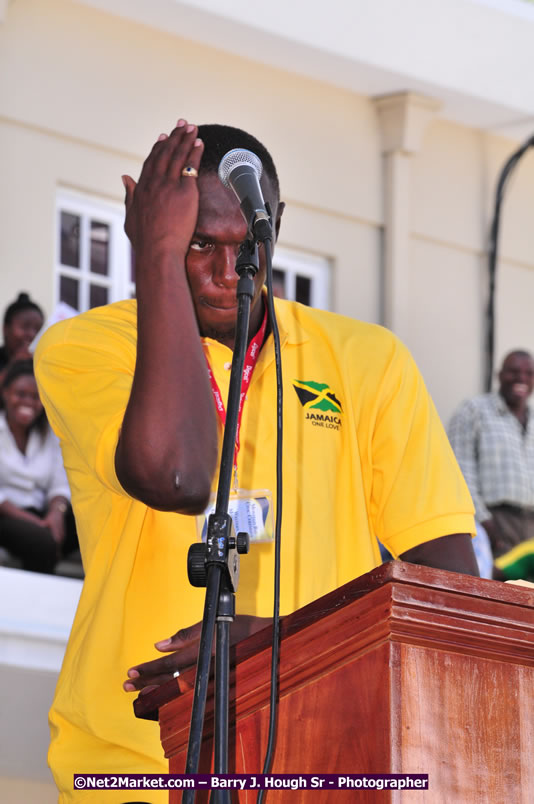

{"left": 501, "top": 349, "right": 534, "bottom": 367}
{"left": 197, "top": 124, "right": 280, "bottom": 202}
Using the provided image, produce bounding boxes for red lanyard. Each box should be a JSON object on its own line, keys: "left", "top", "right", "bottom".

{"left": 206, "top": 306, "right": 268, "bottom": 482}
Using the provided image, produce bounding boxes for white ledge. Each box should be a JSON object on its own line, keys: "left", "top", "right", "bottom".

{"left": 0, "top": 567, "right": 81, "bottom": 672}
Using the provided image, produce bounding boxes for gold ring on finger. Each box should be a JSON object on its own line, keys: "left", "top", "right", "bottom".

{"left": 181, "top": 166, "right": 198, "bottom": 178}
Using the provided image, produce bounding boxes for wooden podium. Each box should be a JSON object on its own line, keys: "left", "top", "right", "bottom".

{"left": 135, "top": 562, "right": 534, "bottom": 802}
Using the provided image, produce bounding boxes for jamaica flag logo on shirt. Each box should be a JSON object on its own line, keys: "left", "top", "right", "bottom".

{"left": 293, "top": 380, "right": 343, "bottom": 413}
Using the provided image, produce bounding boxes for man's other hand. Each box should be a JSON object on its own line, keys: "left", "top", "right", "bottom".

{"left": 123, "top": 615, "right": 270, "bottom": 694}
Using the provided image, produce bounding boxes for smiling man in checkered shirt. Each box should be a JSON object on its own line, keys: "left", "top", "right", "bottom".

{"left": 448, "top": 350, "right": 534, "bottom": 559}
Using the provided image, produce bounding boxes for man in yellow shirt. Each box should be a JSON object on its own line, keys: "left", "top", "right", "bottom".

{"left": 35, "top": 119, "right": 477, "bottom": 803}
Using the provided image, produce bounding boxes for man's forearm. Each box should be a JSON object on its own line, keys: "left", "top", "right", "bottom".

{"left": 116, "top": 259, "right": 218, "bottom": 513}
{"left": 400, "top": 533, "right": 479, "bottom": 576}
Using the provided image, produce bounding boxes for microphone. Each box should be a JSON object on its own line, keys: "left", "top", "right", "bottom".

{"left": 218, "top": 148, "right": 272, "bottom": 241}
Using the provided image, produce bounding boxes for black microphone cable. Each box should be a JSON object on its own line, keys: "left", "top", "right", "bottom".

{"left": 485, "top": 132, "right": 534, "bottom": 391}
{"left": 257, "top": 235, "right": 283, "bottom": 803}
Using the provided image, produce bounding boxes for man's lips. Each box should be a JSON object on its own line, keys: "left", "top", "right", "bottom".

{"left": 511, "top": 383, "right": 530, "bottom": 396}
{"left": 201, "top": 298, "right": 238, "bottom": 311}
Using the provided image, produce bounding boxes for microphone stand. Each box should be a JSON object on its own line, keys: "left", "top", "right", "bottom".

{"left": 183, "top": 236, "right": 262, "bottom": 803}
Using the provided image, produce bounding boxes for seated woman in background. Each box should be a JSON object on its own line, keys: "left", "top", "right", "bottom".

{"left": 0, "top": 359, "right": 77, "bottom": 574}
{"left": 0, "top": 292, "right": 44, "bottom": 384}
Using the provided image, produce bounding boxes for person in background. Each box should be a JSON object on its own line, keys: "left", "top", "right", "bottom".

{"left": 0, "top": 359, "right": 76, "bottom": 573}
{"left": 448, "top": 349, "right": 534, "bottom": 562}
{"left": 0, "top": 292, "right": 44, "bottom": 385}
{"left": 469, "top": 521, "right": 495, "bottom": 579}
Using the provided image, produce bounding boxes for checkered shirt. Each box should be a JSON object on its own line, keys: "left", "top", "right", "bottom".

{"left": 448, "top": 392, "right": 534, "bottom": 522}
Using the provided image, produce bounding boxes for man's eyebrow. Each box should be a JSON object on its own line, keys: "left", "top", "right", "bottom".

{"left": 190, "top": 230, "right": 213, "bottom": 240}
{"left": 191, "top": 229, "right": 240, "bottom": 244}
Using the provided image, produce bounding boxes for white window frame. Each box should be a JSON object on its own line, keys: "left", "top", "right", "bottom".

{"left": 272, "top": 246, "right": 331, "bottom": 309}
{"left": 54, "top": 195, "right": 330, "bottom": 313}
{"left": 55, "top": 189, "right": 132, "bottom": 311}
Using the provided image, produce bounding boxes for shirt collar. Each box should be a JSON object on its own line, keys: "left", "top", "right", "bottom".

{"left": 492, "top": 392, "right": 508, "bottom": 414}
{"left": 201, "top": 292, "right": 309, "bottom": 358}
{"left": 493, "top": 390, "right": 533, "bottom": 419}
{"left": 266, "top": 294, "right": 310, "bottom": 348}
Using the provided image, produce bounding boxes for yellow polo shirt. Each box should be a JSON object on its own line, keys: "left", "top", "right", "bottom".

{"left": 35, "top": 297, "right": 474, "bottom": 802}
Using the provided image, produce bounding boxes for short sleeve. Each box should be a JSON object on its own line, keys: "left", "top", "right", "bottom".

{"left": 368, "top": 338, "right": 475, "bottom": 557}
{"left": 34, "top": 304, "right": 137, "bottom": 497}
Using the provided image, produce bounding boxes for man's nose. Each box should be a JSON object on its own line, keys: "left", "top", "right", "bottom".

{"left": 212, "top": 246, "right": 239, "bottom": 287}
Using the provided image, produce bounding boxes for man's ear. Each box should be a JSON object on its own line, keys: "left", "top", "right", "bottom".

{"left": 274, "top": 201, "right": 285, "bottom": 242}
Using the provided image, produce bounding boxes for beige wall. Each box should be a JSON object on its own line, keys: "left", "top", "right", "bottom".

{"left": 1, "top": 0, "right": 533, "bottom": 431}
{"left": 0, "top": 662, "right": 59, "bottom": 799}
{"left": 0, "top": 777, "right": 57, "bottom": 804}
{"left": 411, "top": 119, "right": 534, "bottom": 417}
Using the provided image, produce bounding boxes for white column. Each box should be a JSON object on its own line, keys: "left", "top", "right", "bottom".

{"left": 373, "top": 92, "right": 440, "bottom": 335}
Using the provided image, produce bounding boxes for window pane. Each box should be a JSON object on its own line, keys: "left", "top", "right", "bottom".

{"left": 295, "top": 275, "right": 311, "bottom": 306}
{"left": 60, "top": 212, "right": 80, "bottom": 268}
{"left": 271, "top": 269, "right": 286, "bottom": 299}
{"left": 60, "top": 275, "right": 79, "bottom": 310}
{"left": 89, "top": 284, "right": 108, "bottom": 309}
{"left": 90, "top": 220, "right": 110, "bottom": 276}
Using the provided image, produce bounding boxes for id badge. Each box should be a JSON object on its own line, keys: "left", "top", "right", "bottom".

{"left": 197, "top": 489, "right": 274, "bottom": 544}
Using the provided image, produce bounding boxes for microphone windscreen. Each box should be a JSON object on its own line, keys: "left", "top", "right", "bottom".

{"left": 218, "top": 149, "right": 263, "bottom": 188}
